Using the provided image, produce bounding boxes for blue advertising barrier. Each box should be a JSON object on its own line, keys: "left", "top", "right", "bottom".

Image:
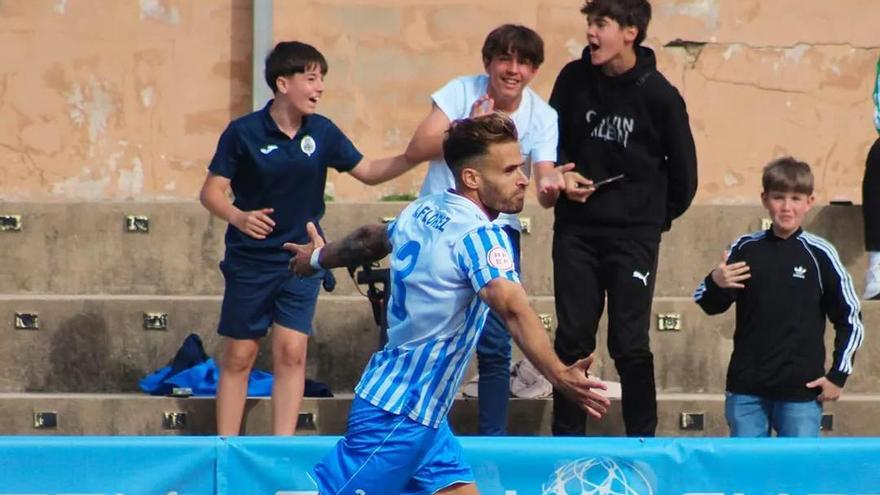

{"left": 0, "top": 436, "right": 217, "bottom": 494}
{"left": 2, "top": 436, "right": 880, "bottom": 494}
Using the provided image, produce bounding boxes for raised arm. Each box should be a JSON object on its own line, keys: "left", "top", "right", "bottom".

{"left": 345, "top": 101, "right": 456, "bottom": 185}
{"left": 404, "top": 103, "right": 451, "bottom": 165}
{"left": 694, "top": 249, "right": 746, "bottom": 315}
{"left": 347, "top": 154, "right": 417, "bottom": 186}
{"left": 284, "top": 221, "right": 392, "bottom": 277}
{"left": 478, "top": 277, "right": 609, "bottom": 419}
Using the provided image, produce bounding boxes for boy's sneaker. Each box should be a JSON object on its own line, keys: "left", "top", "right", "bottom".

{"left": 864, "top": 262, "right": 880, "bottom": 300}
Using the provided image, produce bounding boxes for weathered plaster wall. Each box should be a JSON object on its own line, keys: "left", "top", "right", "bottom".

{"left": 2, "top": 0, "right": 879, "bottom": 203}
{"left": 0, "top": 0, "right": 253, "bottom": 200}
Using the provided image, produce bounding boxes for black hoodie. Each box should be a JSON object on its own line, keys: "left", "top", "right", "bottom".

{"left": 550, "top": 46, "right": 698, "bottom": 241}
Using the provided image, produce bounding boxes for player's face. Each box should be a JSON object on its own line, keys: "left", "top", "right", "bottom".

{"left": 478, "top": 141, "right": 528, "bottom": 215}
{"left": 761, "top": 189, "right": 814, "bottom": 238}
{"left": 276, "top": 65, "right": 324, "bottom": 115}
{"left": 586, "top": 15, "right": 636, "bottom": 67}
{"left": 484, "top": 50, "right": 537, "bottom": 103}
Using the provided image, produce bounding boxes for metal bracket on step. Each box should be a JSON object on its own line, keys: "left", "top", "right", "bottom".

{"left": 170, "top": 387, "right": 192, "bottom": 398}
{"left": 821, "top": 413, "right": 833, "bottom": 431}
{"left": 125, "top": 215, "right": 150, "bottom": 233}
{"left": 163, "top": 412, "right": 187, "bottom": 430}
{"left": 143, "top": 312, "right": 168, "bottom": 330}
{"left": 680, "top": 412, "right": 704, "bottom": 431}
{"left": 657, "top": 313, "right": 682, "bottom": 332}
{"left": 15, "top": 312, "right": 40, "bottom": 330}
{"left": 537, "top": 313, "right": 553, "bottom": 333}
{"left": 297, "top": 412, "right": 317, "bottom": 430}
{"left": 0, "top": 215, "right": 22, "bottom": 232}
{"left": 518, "top": 216, "right": 532, "bottom": 235}
{"left": 34, "top": 411, "right": 58, "bottom": 429}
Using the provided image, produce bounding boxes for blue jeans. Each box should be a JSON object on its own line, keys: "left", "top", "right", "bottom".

{"left": 476, "top": 226, "right": 521, "bottom": 436}
{"left": 725, "top": 392, "right": 822, "bottom": 437}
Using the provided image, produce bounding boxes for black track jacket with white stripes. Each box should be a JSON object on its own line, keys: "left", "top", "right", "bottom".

{"left": 694, "top": 228, "right": 863, "bottom": 401}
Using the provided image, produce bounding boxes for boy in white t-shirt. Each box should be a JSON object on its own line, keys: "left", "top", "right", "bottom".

{"left": 403, "top": 24, "right": 567, "bottom": 435}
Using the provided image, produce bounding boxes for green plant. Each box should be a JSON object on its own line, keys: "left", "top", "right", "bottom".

{"left": 380, "top": 193, "right": 417, "bottom": 202}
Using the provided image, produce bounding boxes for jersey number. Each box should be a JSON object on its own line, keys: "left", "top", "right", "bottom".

{"left": 390, "top": 240, "right": 420, "bottom": 320}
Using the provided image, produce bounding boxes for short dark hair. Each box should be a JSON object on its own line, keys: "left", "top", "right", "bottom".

{"left": 481, "top": 24, "right": 545, "bottom": 68}
{"left": 581, "top": 0, "right": 652, "bottom": 46}
{"left": 762, "top": 156, "right": 814, "bottom": 195}
{"left": 264, "top": 41, "right": 328, "bottom": 93}
{"left": 443, "top": 113, "right": 519, "bottom": 180}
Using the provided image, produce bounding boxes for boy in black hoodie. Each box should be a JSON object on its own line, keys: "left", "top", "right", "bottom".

{"left": 549, "top": 0, "right": 697, "bottom": 437}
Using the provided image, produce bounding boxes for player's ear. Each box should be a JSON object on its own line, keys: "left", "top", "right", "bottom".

{"left": 460, "top": 167, "right": 481, "bottom": 190}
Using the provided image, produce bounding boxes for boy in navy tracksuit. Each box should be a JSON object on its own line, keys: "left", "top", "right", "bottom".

{"left": 695, "top": 157, "right": 864, "bottom": 437}
{"left": 200, "top": 41, "right": 414, "bottom": 436}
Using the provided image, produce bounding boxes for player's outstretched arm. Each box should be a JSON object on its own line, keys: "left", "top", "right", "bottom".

{"left": 478, "top": 278, "right": 610, "bottom": 419}
{"left": 283, "top": 221, "right": 391, "bottom": 277}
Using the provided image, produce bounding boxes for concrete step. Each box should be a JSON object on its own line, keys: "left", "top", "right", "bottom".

{"left": 1, "top": 392, "right": 876, "bottom": 437}
{"left": 0, "top": 202, "right": 868, "bottom": 297}
{"left": 1, "top": 295, "right": 876, "bottom": 395}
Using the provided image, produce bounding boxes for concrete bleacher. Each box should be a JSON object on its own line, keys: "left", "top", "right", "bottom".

{"left": 0, "top": 202, "right": 875, "bottom": 436}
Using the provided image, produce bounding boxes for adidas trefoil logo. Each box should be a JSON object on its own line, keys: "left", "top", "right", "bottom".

{"left": 259, "top": 144, "right": 278, "bottom": 155}
{"left": 793, "top": 266, "right": 807, "bottom": 279}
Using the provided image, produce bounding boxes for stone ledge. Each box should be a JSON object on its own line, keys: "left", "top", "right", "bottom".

{"left": 2, "top": 392, "right": 876, "bottom": 437}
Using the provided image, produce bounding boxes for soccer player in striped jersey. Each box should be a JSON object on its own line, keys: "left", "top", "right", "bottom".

{"left": 285, "top": 113, "right": 609, "bottom": 494}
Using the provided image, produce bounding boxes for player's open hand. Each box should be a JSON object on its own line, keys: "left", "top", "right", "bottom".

{"left": 711, "top": 250, "right": 751, "bottom": 289}
{"left": 231, "top": 207, "right": 275, "bottom": 240}
{"left": 806, "top": 376, "right": 842, "bottom": 402}
{"left": 557, "top": 354, "right": 610, "bottom": 420}
{"left": 283, "top": 222, "right": 325, "bottom": 276}
{"left": 562, "top": 168, "right": 595, "bottom": 203}
{"left": 469, "top": 94, "right": 495, "bottom": 118}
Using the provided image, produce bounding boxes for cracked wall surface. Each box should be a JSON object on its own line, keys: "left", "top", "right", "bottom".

{"left": 0, "top": 0, "right": 252, "bottom": 201}
{"left": 2, "top": 0, "right": 878, "bottom": 203}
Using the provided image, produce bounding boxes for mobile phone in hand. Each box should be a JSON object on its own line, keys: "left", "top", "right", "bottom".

{"left": 587, "top": 174, "right": 625, "bottom": 188}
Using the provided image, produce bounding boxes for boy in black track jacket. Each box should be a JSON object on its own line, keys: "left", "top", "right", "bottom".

{"left": 695, "top": 157, "right": 864, "bottom": 437}
{"left": 549, "top": 0, "right": 697, "bottom": 437}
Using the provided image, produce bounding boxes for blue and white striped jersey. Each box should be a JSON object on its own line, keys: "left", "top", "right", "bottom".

{"left": 355, "top": 190, "right": 520, "bottom": 427}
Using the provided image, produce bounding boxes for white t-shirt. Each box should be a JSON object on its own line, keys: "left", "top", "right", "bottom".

{"left": 419, "top": 74, "right": 558, "bottom": 230}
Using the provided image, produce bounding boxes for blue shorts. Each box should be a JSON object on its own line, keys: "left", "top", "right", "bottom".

{"left": 313, "top": 397, "right": 474, "bottom": 495}
{"left": 217, "top": 260, "right": 321, "bottom": 339}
